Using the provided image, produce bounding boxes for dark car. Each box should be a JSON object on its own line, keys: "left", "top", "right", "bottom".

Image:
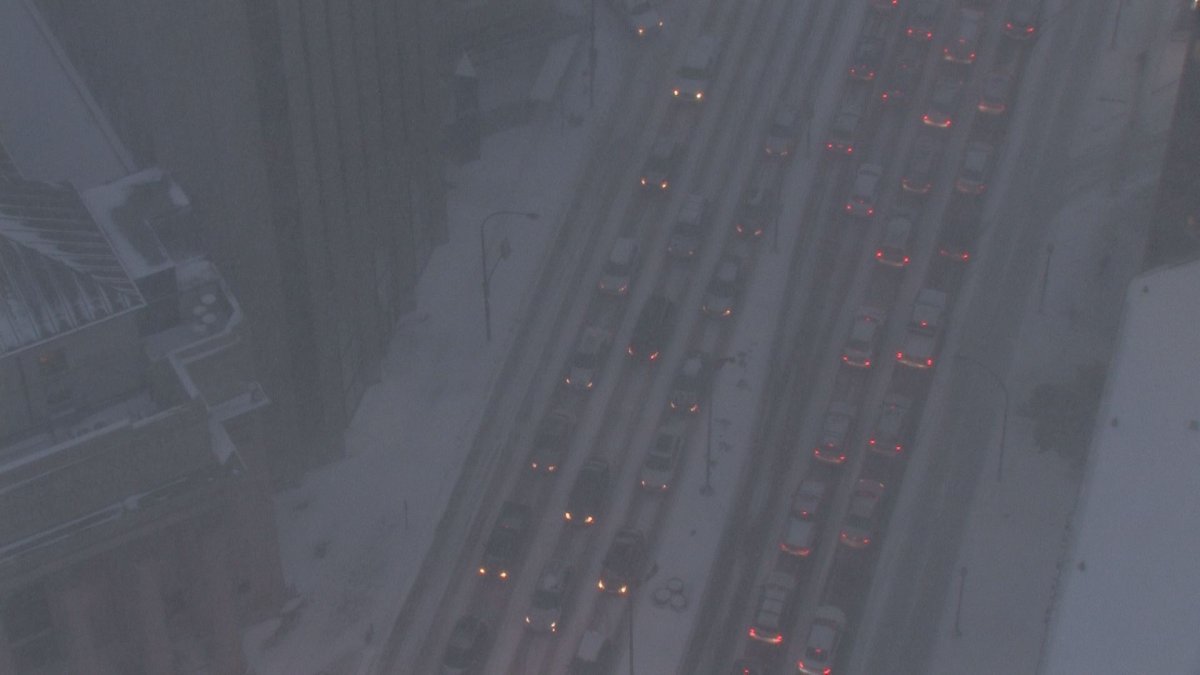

{"left": 956, "top": 141, "right": 994, "bottom": 194}
{"left": 848, "top": 36, "right": 884, "bottom": 81}
{"left": 937, "top": 193, "right": 981, "bottom": 262}
{"left": 875, "top": 211, "right": 914, "bottom": 268}
{"left": 905, "top": 0, "right": 939, "bottom": 41}
{"left": 880, "top": 44, "right": 923, "bottom": 106}
{"left": 703, "top": 254, "right": 745, "bottom": 318}
{"left": 610, "top": 0, "right": 664, "bottom": 38}
{"left": 943, "top": 8, "right": 983, "bottom": 64}
{"left": 978, "top": 70, "right": 1015, "bottom": 116}
{"left": 627, "top": 295, "right": 677, "bottom": 362}
{"left": 1004, "top": 0, "right": 1040, "bottom": 40}
{"left": 901, "top": 131, "right": 943, "bottom": 195}
{"left": 564, "top": 326, "right": 610, "bottom": 391}
{"left": 923, "top": 75, "right": 964, "bottom": 129}
{"left": 667, "top": 194, "right": 711, "bottom": 258}
{"left": 565, "top": 459, "right": 612, "bottom": 525}
{"left": 764, "top": 106, "right": 800, "bottom": 158}
{"left": 839, "top": 479, "right": 885, "bottom": 549}
{"left": 897, "top": 289, "right": 947, "bottom": 370}
{"left": 868, "top": 394, "right": 914, "bottom": 457}
{"left": 529, "top": 409, "right": 576, "bottom": 474}
{"left": 639, "top": 137, "right": 682, "bottom": 191}
{"left": 791, "top": 478, "right": 830, "bottom": 521}
{"left": 734, "top": 171, "right": 778, "bottom": 238}
{"left": 598, "top": 529, "right": 648, "bottom": 595}
{"left": 669, "top": 351, "right": 712, "bottom": 413}
{"left": 479, "top": 501, "right": 533, "bottom": 580}
{"left": 826, "top": 105, "right": 863, "bottom": 155}
{"left": 442, "top": 615, "right": 490, "bottom": 674}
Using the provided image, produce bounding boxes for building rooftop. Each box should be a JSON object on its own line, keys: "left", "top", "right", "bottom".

{"left": 0, "top": 173, "right": 144, "bottom": 357}
{"left": 1041, "top": 258, "right": 1200, "bottom": 674}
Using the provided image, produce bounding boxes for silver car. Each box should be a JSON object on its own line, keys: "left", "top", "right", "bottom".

{"left": 525, "top": 559, "right": 571, "bottom": 633}
{"left": 702, "top": 255, "right": 744, "bottom": 317}
{"left": 597, "top": 237, "right": 640, "bottom": 295}
{"left": 640, "top": 419, "right": 685, "bottom": 491}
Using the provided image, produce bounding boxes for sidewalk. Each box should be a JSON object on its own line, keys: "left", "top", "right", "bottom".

{"left": 922, "top": 1, "right": 1189, "bottom": 673}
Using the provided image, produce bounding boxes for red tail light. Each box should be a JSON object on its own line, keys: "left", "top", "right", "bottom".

{"left": 649, "top": 351, "right": 660, "bottom": 361}
{"left": 875, "top": 249, "right": 884, "bottom": 259}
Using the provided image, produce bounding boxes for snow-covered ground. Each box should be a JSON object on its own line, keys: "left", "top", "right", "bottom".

{"left": 240, "top": 2, "right": 634, "bottom": 673}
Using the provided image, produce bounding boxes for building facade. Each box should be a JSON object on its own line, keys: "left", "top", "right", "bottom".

{"left": 30, "top": 0, "right": 453, "bottom": 467}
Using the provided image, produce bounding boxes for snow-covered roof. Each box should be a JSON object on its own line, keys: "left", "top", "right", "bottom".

{"left": 0, "top": 175, "right": 143, "bottom": 356}
{"left": 1040, "top": 259, "right": 1200, "bottom": 674}
{"left": 81, "top": 167, "right": 190, "bottom": 280}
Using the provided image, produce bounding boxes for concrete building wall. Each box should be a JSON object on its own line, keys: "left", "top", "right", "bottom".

{"left": 32, "top": 0, "right": 449, "bottom": 468}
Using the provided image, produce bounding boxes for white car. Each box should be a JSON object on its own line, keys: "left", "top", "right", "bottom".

{"left": 796, "top": 606, "right": 847, "bottom": 675}
{"left": 779, "top": 514, "right": 817, "bottom": 558}
{"left": 671, "top": 36, "right": 719, "bottom": 102}
{"left": 640, "top": 419, "right": 685, "bottom": 491}
{"left": 839, "top": 479, "right": 885, "bottom": 549}
{"left": 525, "top": 559, "right": 571, "bottom": 633}
{"left": 843, "top": 163, "right": 883, "bottom": 218}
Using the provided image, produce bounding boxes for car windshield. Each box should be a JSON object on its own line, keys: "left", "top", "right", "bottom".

{"left": 645, "top": 451, "right": 672, "bottom": 471}
{"left": 602, "top": 258, "right": 629, "bottom": 275}
{"left": 573, "top": 349, "right": 599, "bottom": 369}
{"left": 532, "top": 588, "right": 559, "bottom": 609}
{"left": 710, "top": 277, "right": 736, "bottom": 297}
{"left": 679, "top": 64, "right": 708, "bottom": 80}
{"left": 769, "top": 119, "right": 792, "bottom": 137}
{"left": 847, "top": 337, "right": 870, "bottom": 353}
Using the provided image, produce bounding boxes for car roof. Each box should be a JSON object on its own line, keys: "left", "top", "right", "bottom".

{"left": 650, "top": 137, "right": 678, "bottom": 157}
{"left": 576, "top": 629, "right": 609, "bottom": 659}
{"left": 578, "top": 326, "right": 608, "bottom": 352}
{"left": 609, "top": 237, "right": 638, "bottom": 263}
{"left": 884, "top": 215, "right": 913, "bottom": 240}
{"left": 679, "top": 193, "right": 708, "bottom": 221}
{"left": 538, "top": 558, "right": 570, "bottom": 590}
{"left": 715, "top": 257, "right": 742, "bottom": 282}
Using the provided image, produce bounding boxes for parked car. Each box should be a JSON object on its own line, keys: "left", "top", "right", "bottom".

{"left": 442, "top": 615, "right": 490, "bottom": 675}
{"left": 905, "top": 0, "right": 939, "bottom": 41}
{"left": 937, "top": 193, "right": 981, "bottom": 262}
{"left": 640, "top": 419, "right": 686, "bottom": 491}
{"left": 813, "top": 401, "right": 857, "bottom": 465}
{"left": 627, "top": 295, "right": 677, "bottom": 361}
{"left": 565, "top": 459, "right": 611, "bottom": 525}
{"left": 746, "top": 571, "right": 797, "bottom": 646}
{"left": 479, "top": 501, "right": 534, "bottom": 580}
{"left": 1004, "top": 0, "right": 1040, "bottom": 39}
{"left": 525, "top": 559, "right": 571, "bottom": 633}
{"left": 597, "top": 237, "right": 640, "bottom": 295}
{"left": 764, "top": 105, "right": 800, "bottom": 158}
{"left": 826, "top": 105, "right": 863, "bottom": 155}
{"left": 844, "top": 163, "right": 883, "bottom": 218}
{"left": 672, "top": 36, "right": 719, "bottom": 102}
{"left": 955, "top": 141, "right": 994, "bottom": 194}
{"left": 667, "top": 193, "right": 711, "bottom": 258}
{"left": 565, "top": 327, "right": 610, "bottom": 391}
{"left": 529, "top": 409, "right": 576, "bottom": 473}
{"left": 795, "top": 606, "right": 847, "bottom": 675}
{"left": 868, "top": 394, "right": 914, "bottom": 457}
{"left": 839, "top": 479, "right": 885, "bottom": 548}
{"left": 896, "top": 289, "right": 946, "bottom": 370}
{"left": 639, "top": 137, "right": 682, "bottom": 191}
{"left": 734, "top": 169, "right": 778, "bottom": 238}
{"left": 923, "top": 75, "right": 964, "bottom": 129}
{"left": 841, "top": 308, "right": 885, "bottom": 368}
{"left": 702, "top": 255, "right": 745, "bottom": 317}
{"left": 598, "top": 530, "right": 649, "bottom": 595}
{"left": 848, "top": 36, "right": 884, "bottom": 81}
{"left": 779, "top": 514, "right": 817, "bottom": 558}
{"left": 791, "top": 478, "right": 830, "bottom": 521}
{"left": 943, "top": 8, "right": 983, "bottom": 64}
{"left": 909, "top": 287, "right": 948, "bottom": 334}
{"left": 978, "top": 70, "right": 1015, "bottom": 116}
{"left": 610, "top": 0, "right": 664, "bottom": 38}
{"left": 875, "top": 211, "right": 914, "bottom": 268}
{"left": 669, "top": 351, "right": 712, "bottom": 413}
{"left": 901, "top": 132, "right": 942, "bottom": 195}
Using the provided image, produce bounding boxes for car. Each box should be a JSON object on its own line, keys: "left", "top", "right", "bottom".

{"left": 943, "top": 8, "right": 983, "bottom": 64}
{"left": 597, "top": 237, "right": 640, "bottom": 295}
{"left": 529, "top": 409, "right": 576, "bottom": 473}
{"left": 880, "top": 45, "right": 922, "bottom": 106}
{"left": 730, "top": 657, "right": 765, "bottom": 675}
{"left": 627, "top": 294, "right": 676, "bottom": 361}
{"left": 813, "top": 401, "right": 856, "bottom": 465}
{"left": 565, "top": 459, "right": 611, "bottom": 525}
{"left": 896, "top": 289, "right": 945, "bottom": 369}
{"left": 901, "top": 132, "right": 943, "bottom": 195}
{"left": 667, "top": 193, "right": 711, "bottom": 258}
{"left": 875, "top": 211, "right": 914, "bottom": 268}
{"left": 442, "top": 615, "right": 490, "bottom": 674}
{"left": 611, "top": 0, "right": 664, "bottom": 38}
{"left": 937, "top": 194, "right": 980, "bottom": 262}
{"left": 977, "top": 70, "right": 1015, "bottom": 116}
{"left": 905, "top": 0, "right": 939, "bottom": 40}
{"left": 598, "top": 529, "right": 648, "bottom": 594}
{"left": 479, "top": 501, "right": 533, "bottom": 580}
{"left": 565, "top": 327, "right": 610, "bottom": 391}
{"left": 839, "top": 479, "right": 885, "bottom": 548}
{"left": 871, "top": 0, "right": 899, "bottom": 10}
{"left": 702, "top": 255, "right": 744, "bottom": 317}
{"left": 825, "top": 105, "right": 863, "bottom": 155}
{"left": 1004, "top": 0, "right": 1040, "bottom": 39}
{"left": 747, "top": 570, "right": 797, "bottom": 645}
{"left": 791, "top": 478, "right": 829, "bottom": 520}
{"left": 841, "top": 308, "right": 885, "bottom": 368}
{"left": 640, "top": 419, "right": 686, "bottom": 491}
{"left": 795, "top": 606, "right": 847, "bottom": 675}
{"left": 672, "top": 36, "right": 719, "bottom": 102}
{"left": 639, "top": 137, "right": 682, "bottom": 191}
{"left": 868, "top": 393, "right": 914, "bottom": 457}
{"left": 923, "top": 75, "right": 964, "bottom": 129}
{"left": 525, "top": 559, "right": 571, "bottom": 633}
{"left": 734, "top": 170, "right": 778, "bottom": 238}
{"left": 955, "top": 141, "right": 994, "bottom": 194}
{"left": 669, "top": 351, "right": 711, "bottom": 413}
{"left": 843, "top": 163, "right": 883, "bottom": 218}
{"left": 848, "top": 36, "right": 884, "bottom": 81}
{"left": 571, "top": 629, "right": 615, "bottom": 675}
{"left": 779, "top": 514, "right": 818, "bottom": 558}
{"left": 764, "top": 106, "right": 800, "bottom": 158}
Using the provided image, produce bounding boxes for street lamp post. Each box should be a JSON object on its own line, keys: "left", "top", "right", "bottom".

{"left": 702, "top": 356, "right": 737, "bottom": 495}
{"left": 479, "top": 210, "right": 539, "bottom": 342}
{"left": 627, "top": 563, "right": 658, "bottom": 675}
{"left": 955, "top": 354, "right": 1009, "bottom": 482}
